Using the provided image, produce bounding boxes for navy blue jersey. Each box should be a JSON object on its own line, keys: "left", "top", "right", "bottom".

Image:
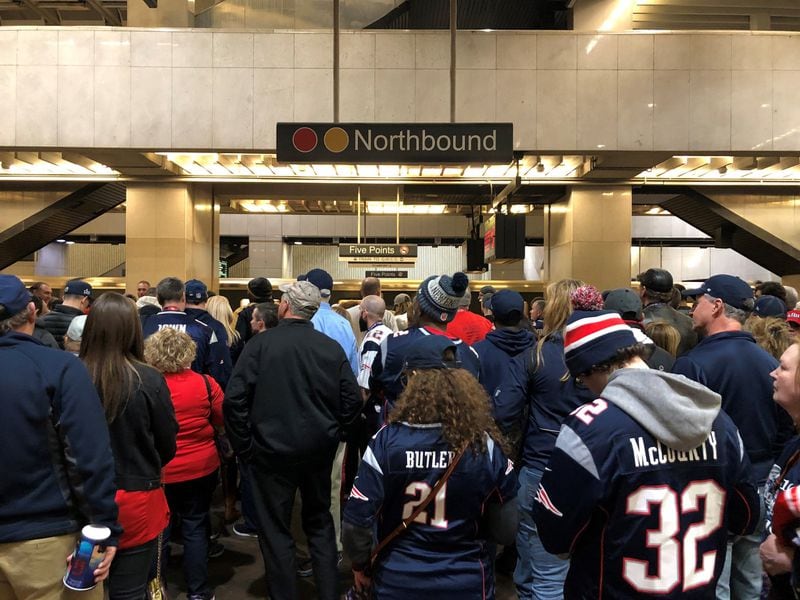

{"left": 142, "top": 310, "right": 224, "bottom": 386}
{"left": 344, "top": 423, "right": 517, "bottom": 599}
{"left": 534, "top": 400, "right": 759, "bottom": 599}
{"left": 373, "top": 327, "right": 480, "bottom": 414}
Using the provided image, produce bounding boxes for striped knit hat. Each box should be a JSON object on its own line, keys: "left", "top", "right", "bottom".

{"left": 564, "top": 310, "right": 637, "bottom": 377}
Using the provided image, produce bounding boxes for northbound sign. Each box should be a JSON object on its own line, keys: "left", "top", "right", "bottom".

{"left": 277, "top": 123, "right": 513, "bottom": 164}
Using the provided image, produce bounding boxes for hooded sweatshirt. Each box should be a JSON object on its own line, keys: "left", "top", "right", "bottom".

{"left": 533, "top": 367, "right": 759, "bottom": 600}
{"left": 473, "top": 327, "right": 536, "bottom": 398}
{"left": 602, "top": 367, "right": 720, "bottom": 451}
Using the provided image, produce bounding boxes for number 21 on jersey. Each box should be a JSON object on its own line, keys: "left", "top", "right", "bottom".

{"left": 623, "top": 481, "right": 725, "bottom": 594}
{"left": 402, "top": 482, "right": 448, "bottom": 529}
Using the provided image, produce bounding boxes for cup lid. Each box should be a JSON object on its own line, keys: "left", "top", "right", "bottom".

{"left": 81, "top": 525, "right": 111, "bottom": 541}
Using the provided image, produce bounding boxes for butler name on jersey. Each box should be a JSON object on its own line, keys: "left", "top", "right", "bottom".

{"left": 343, "top": 422, "right": 517, "bottom": 599}
{"left": 533, "top": 369, "right": 760, "bottom": 599}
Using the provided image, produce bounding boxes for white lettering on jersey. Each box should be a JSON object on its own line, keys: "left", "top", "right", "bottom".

{"left": 630, "top": 432, "right": 718, "bottom": 469}
{"left": 404, "top": 450, "right": 453, "bottom": 470}
{"left": 158, "top": 323, "right": 187, "bottom": 333}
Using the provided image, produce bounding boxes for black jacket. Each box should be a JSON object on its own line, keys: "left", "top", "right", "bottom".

{"left": 106, "top": 362, "right": 178, "bottom": 491}
{"left": 225, "top": 318, "right": 362, "bottom": 460}
{"left": 41, "top": 304, "right": 83, "bottom": 349}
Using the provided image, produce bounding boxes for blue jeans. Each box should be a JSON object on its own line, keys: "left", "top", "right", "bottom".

{"left": 716, "top": 485, "right": 766, "bottom": 600}
{"left": 163, "top": 471, "right": 218, "bottom": 598}
{"left": 514, "top": 466, "right": 569, "bottom": 600}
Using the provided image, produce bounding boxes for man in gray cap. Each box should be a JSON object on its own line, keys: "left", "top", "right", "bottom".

{"left": 224, "top": 280, "right": 361, "bottom": 600}
{"left": 638, "top": 268, "right": 697, "bottom": 355}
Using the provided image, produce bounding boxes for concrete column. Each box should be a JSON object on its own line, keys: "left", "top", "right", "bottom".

{"left": 545, "top": 186, "right": 632, "bottom": 291}
{"left": 126, "top": 0, "right": 192, "bottom": 27}
{"left": 125, "top": 183, "right": 217, "bottom": 293}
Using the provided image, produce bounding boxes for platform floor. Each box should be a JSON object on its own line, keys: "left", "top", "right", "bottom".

{"left": 164, "top": 518, "right": 519, "bottom": 599}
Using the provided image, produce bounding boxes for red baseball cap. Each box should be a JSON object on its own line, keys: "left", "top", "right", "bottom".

{"left": 787, "top": 310, "right": 800, "bottom": 326}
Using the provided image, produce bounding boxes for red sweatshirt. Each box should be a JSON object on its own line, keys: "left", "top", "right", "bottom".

{"left": 162, "top": 369, "right": 223, "bottom": 484}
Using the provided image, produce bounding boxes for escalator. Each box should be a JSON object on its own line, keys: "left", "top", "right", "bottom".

{"left": 641, "top": 187, "right": 800, "bottom": 276}
{"left": 0, "top": 182, "right": 126, "bottom": 271}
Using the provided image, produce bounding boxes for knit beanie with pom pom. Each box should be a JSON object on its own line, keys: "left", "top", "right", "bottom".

{"left": 416, "top": 272, "right": 469, "bottom": 323}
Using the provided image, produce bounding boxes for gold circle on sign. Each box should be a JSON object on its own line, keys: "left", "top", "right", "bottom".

{"left": 324, "top": 127, "right": 349, "bottom": 153}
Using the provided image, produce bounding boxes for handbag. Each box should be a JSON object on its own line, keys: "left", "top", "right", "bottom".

{"left": 146, "top": 532, "right": 167, "bottom": 600}
{"left": 344, "top": 445, "right": 467, "bottom": 600}
{"left": 201, "top": 375, "right": 234, "bottom": 461}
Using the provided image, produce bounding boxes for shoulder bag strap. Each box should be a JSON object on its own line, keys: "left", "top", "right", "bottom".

{"left": 368, "top": 445, "right": 467, "bottom": 566}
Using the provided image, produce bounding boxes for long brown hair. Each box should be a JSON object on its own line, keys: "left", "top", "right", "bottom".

{"left": 390, "top": 368, "right": 510, "bottom": 456}
{"left": 79, "top": 293, "right": 144, "bottom": 423}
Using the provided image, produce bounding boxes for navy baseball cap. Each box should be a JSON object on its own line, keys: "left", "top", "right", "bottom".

{"left": 0, "top": 275, "right": 32, "bottom": 319}
{"left": 683, "top": 274, "right": 754, "bottom": 310}
{"left": 64, "top": 279, "right": 92, "bottom": 297}
{"left": 491, "top": 289, "right": 524, "bottom": 322}
{"left": 185, "top": 279, "right": 208, "bottom": 303}
{"left": 754, "top": 295, "right": 787, "bottom": 318}
{"left": 305, "top": 268, "right": 334, "bottom": 296}
{"left": 403, "top": 335, "right": 461, "bottom": 370}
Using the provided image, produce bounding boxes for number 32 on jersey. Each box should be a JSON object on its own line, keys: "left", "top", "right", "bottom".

{"left": 624, "top": 481, "right": 725, "bottom": 594}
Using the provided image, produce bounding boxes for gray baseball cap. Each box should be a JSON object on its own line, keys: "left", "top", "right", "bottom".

{"left": 279, "top": 280, "right": 321, "bottom": 319}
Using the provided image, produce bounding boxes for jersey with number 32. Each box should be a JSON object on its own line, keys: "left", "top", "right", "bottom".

{"left": 534, "top": 397, "right": 759, "bottom": 599}
{"left": 343, "top": 423, "right": 518, "bottom": 599}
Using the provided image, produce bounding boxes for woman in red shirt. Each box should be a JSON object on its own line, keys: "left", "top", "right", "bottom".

{"left": 80, "top": 293, "right": 178, "bottom": 600}
{"left": 144, "top": 326, "right": 224, "bottom": 600}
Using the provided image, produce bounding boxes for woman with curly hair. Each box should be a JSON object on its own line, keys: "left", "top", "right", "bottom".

{"left": 144, "top": 327, "right": 224, "bottom": 600}
{"left": 493, "top": 279, "right": 596, "bottom": 599}
{"left": 343, "top": 335, "right": 518, "bottom": 599}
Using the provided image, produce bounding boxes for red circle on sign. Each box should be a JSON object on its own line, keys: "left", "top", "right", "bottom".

{"left": 293, "top": 127, "right": 318, "bottom": 153}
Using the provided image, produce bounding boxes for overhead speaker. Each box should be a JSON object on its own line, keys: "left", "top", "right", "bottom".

{"left": 466, "top": 239, "right": 486, "bottom": 272}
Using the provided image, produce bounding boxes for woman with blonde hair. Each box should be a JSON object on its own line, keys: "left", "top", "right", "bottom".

{"left": 206, "top": 294, "right": 243, "bottom": 363}
{"left": 343, "top": 335, "right": 518, "bottom": 598}
{"left": 494, "top": 278, "right": 596, "bottom": 598}
{"left": 644, "top": 320, "right": 681, "bottom": 357}
{"left": 145, "top": 327, "right": 224, "bottom": 600}
{"left": 761, "top": 342, "right": 800, "bottom": 596}
{"left": 746, "top": 315, "right": 794, "bottom": 361}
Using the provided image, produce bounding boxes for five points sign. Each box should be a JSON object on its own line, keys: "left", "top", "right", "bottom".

{"left": 339, "top": 244, "right": 418, "bottom": 264}
{"left": 277, "top": 123, "right": 513, "bottom": 164}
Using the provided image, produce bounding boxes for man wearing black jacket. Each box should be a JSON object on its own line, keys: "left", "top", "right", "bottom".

{"left": 225, "top": 280, "right": 362, "bottom": 600}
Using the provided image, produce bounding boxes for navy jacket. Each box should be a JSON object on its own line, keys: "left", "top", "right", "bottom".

{"left": 473, "top": 327, "right": 536, "bottom": 399}
{"left": 0, "top": 332, "right": 120, "bottom": 544}
{"left": 142, "top": 309, "right": 229, "bottom": 389}
{"left": 185, "top": 307, "right": 233, "bottom": 388}
{"left": 374, "top": 326, "right": 481, "bottom": 414}
{"left": 494, "top": 334, "right": 595, "bottom": 471}
{"left": 673, "top": 330, "right": 794, "bottom": 482}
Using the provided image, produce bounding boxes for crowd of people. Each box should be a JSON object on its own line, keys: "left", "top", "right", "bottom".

{"left": 3, "top": 266, "right": 800, "bottom": 600}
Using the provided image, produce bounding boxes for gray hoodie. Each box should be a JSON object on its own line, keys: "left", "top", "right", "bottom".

{"left": 602, "top": 367, "right": 722, "bottom": 452}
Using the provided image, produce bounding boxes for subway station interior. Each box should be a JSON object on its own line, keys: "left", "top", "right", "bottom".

{"left": 2, "top": 0, "right": 800, "bottom": 598}
{"left": 2, "top": 0, "right": 800, "bottom": 304}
